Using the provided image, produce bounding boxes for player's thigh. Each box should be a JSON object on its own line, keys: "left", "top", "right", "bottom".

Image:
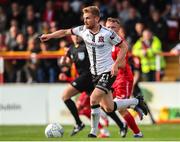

{"left": 61, "top": 84, "right": 79, "bottom": 101}
{"left": 100, "top": 92, "right": 114, "bottom": 112}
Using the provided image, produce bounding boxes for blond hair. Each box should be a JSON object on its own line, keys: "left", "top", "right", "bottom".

{"left": 82, "top": 6, "right": 100, "bottom": 17}
{"left": 106, "top": 17, "right": 122, "bottom": 26}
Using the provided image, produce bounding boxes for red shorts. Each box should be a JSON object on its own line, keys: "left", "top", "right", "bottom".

{"left": 112, "top": 79, "right": 133, "bottom": 99}
{"left": 112, "top": 65, "right": 133, "bottom": 99}
{"left": 76, "top": 92, "right": 90, "bottom": 109}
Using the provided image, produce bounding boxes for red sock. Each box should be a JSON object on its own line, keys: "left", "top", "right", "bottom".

{"left": 123, "top": 111, "right": 140, "bottom": 134}
{"left": 98, "top": 123, "right": 103, "bottom": 129}
{"left": 79, "top": 108, "right": 91, "bottom": 119}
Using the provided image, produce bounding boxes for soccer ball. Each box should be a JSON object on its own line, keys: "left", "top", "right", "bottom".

{"left": 45, "top": 123, "right": 64, "bottom": 138}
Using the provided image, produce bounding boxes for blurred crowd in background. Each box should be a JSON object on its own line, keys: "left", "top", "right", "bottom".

{"left": 0, "top": 0, "right": 179, "bottom": 83}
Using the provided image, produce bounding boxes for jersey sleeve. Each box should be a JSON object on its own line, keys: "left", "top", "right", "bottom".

{"left": 71, "top": 25, "right": 84, "bottom": 37}
{"left": 109, "top": 30, "right": 123, "bottom": 46}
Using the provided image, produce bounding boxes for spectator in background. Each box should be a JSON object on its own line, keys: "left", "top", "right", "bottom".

{"left": 57, "top": 39, "right": 71, "bottom": 82}
{"left": 150, "top": 0, "right": 172, "bottom": 19}
{"left": 23, "top": 5, "right": 40, "bottom": 33}
{"left": 42, "top": 0, "right": 57, "bottom": 25}
{"left": 118, "top": 0, "right": 131, "bottom": 24}
{"left": 132, "top": 29, "right": 166, "bottom": 81}
{"left": 6, "top": 2, "right": 23, "bottom": 29}
{"left": 132, "top": 21, "right": 145, "bottom": 46}
{"left": 39, "top": 42, "right": 58, "bottom": 83}
{"left": 59, "top": 0, "right": 81, "bottom": 28}
{"left": 58, "top": 56, "right": 72, "bottom": 83}
{"left": 125, "top": 7, "right": 141, "bottom": 46}
{"left": 104, "top": 0, "right": 118, "bottom": 18}
{"left": 0, "top": 34, "right": 7, "bottom": 52}
{"left": 4, "top": 25, "right": 18, "bottom": 82}
{"left": 131, "top": 0, "right": 151, "bottom": 21}
{"left": 148, "top": 10, "right": 168, "bottom": 51}
{"left": 25, "top": 25, "right": 39, "bottom": 40}
{"left": 48, "top": 21, "right": 60, "bottom": 50}
{"left": 9, "top": 19, "right": 19, "bottom": 28}
{"left": 5, "top": 25, "right": 19, "bottom": 51}
{"left": 25, "top": 38, "right": 41, "bottom": 83}
{"left": 13, "top": 33, "right": 27, "bottom": 82}
{"left": 0, "top": 6, "right": 7, "bottom": 33}
{"left": 70, "top": 0, "right": 82, "bottom": 14}
{"left": 41, "top": 22, "right": 49, "bottom": 34}
{"left": 170, "top": 0, "right": 180, "bottom": 19}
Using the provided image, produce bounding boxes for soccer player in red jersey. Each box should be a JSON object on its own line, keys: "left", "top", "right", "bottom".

{"left": 106, "top": 17, "right": 143, "bottom": 138}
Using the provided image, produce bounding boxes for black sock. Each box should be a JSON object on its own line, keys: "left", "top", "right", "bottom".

{"left": 106, "top": 111, "right": 124, "bottom": 129}
{"left": 64, "top": 99, "right": 82, "bottom": 126}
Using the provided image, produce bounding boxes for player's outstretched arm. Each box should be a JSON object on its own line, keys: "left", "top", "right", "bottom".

{"left": 40, "top": 29, "right": 72, "bottom": 42}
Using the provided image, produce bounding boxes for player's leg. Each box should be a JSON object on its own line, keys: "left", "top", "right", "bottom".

{"left": 100, "top": 92, "right": 128, "bottom": 137}
{"left": 88, "top": 87, "right": 105, "bottom": 137}
{"left": 88, "top": 72, "right": 138, "bottom": 138}
{"left": 62, "top": 84, "right": 82, "bottom": 125}
{"left": 120, "top": 109, "right": 143, "bottom": 137}
{"left": 61, "top": 74, "right": 92, "bottom": 136}
{"left": 133, "top": 83, "right": 156, "bottom": 124}
{"left": 98, "top": 110, "right": 110, "bottom": 138}
{"left": 61, "top": 84, "right": 85, "bottom": 135}
{"left": 76, "top": 92, "right": 91, "bottom": 119}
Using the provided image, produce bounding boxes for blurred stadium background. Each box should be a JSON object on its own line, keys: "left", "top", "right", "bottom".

{"left": 0, "top": 0, "right": 179, "bottom": 141}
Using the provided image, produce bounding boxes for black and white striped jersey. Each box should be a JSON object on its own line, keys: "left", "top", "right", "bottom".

{"left": 71, "top": 25, "right": 122, "bottom": 75}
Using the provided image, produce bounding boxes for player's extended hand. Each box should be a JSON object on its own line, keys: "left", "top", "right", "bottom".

{"left": 39, "top": 34, "right": 51, "bottom": 42}
{"left": 111, "top": 63, "right": 119, "bottom": 76}
{"left": 118, "top": 60, "right": 126, "bottom": 69}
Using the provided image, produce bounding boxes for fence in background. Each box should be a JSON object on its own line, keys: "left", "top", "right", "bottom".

{"left": 0, "top": 51, "right": 180, "bottom": 84}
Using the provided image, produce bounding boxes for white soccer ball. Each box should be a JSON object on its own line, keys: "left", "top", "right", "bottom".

{"left": 45, "top": 123, "right": 64, "bottom": 138}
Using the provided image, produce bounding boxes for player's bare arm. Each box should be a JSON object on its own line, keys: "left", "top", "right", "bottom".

{"left": 111, "top": 42, "right": 128, "bottom": 76}
{"left": 40, "top": 29, "right": 72, "bottom": 42}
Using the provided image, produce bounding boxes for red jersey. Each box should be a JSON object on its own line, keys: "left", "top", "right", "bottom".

{"left": 112, "top": 46, "right": 133, "bottom": 81}
{"left": 111, "top": 45, "right": 133, "bottom": 99}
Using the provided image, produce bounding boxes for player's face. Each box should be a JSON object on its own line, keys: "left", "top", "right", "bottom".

{"left": 105, "top": 21, "right": 119, "bottom": 33}
{"left": 83, "top": 13, "right": 97, "bottom": 29}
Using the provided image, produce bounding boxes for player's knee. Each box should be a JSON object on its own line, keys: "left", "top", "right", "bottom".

{"left": 90, "top": 99, "right": 98, "bottom": 106}
{"left": 61, "top": 94, "right": 70, "bottom": 101}
{"left": 104, "top": 106, "right": 114, "bottom": 113}
{"left": 119, "top": 109, "right": 127, "bottom": 115}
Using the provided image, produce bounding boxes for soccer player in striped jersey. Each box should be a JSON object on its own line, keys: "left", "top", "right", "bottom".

{"left": 40, "top": 6, "right": 148, "bottom": 138}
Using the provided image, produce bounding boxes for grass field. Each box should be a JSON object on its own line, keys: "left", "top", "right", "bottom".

{"left": 0, "top": 124, "right": 180, "bottom": 141}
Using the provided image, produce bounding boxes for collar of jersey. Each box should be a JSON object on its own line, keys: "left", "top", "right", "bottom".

{"left": 89, "top": 25, "right": 102, "bottom": 35}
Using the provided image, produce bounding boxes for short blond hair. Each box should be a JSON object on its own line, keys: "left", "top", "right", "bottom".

{"left": 106, "top": 17, "right": 122, "bottom": 26}
{"left": 82, "top": 6, "right": 100, "bottom": 17}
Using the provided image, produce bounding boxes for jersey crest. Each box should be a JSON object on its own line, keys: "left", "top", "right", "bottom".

{"left": 78, "top": 52, "right": 85, "bottom": 61}
{"left": 98, "top": 36, "right": 104, "bottom": 43}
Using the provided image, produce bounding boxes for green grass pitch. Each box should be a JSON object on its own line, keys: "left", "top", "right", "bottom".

{"left": 0, "top": 124, "right": 180, "bottom": 141}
